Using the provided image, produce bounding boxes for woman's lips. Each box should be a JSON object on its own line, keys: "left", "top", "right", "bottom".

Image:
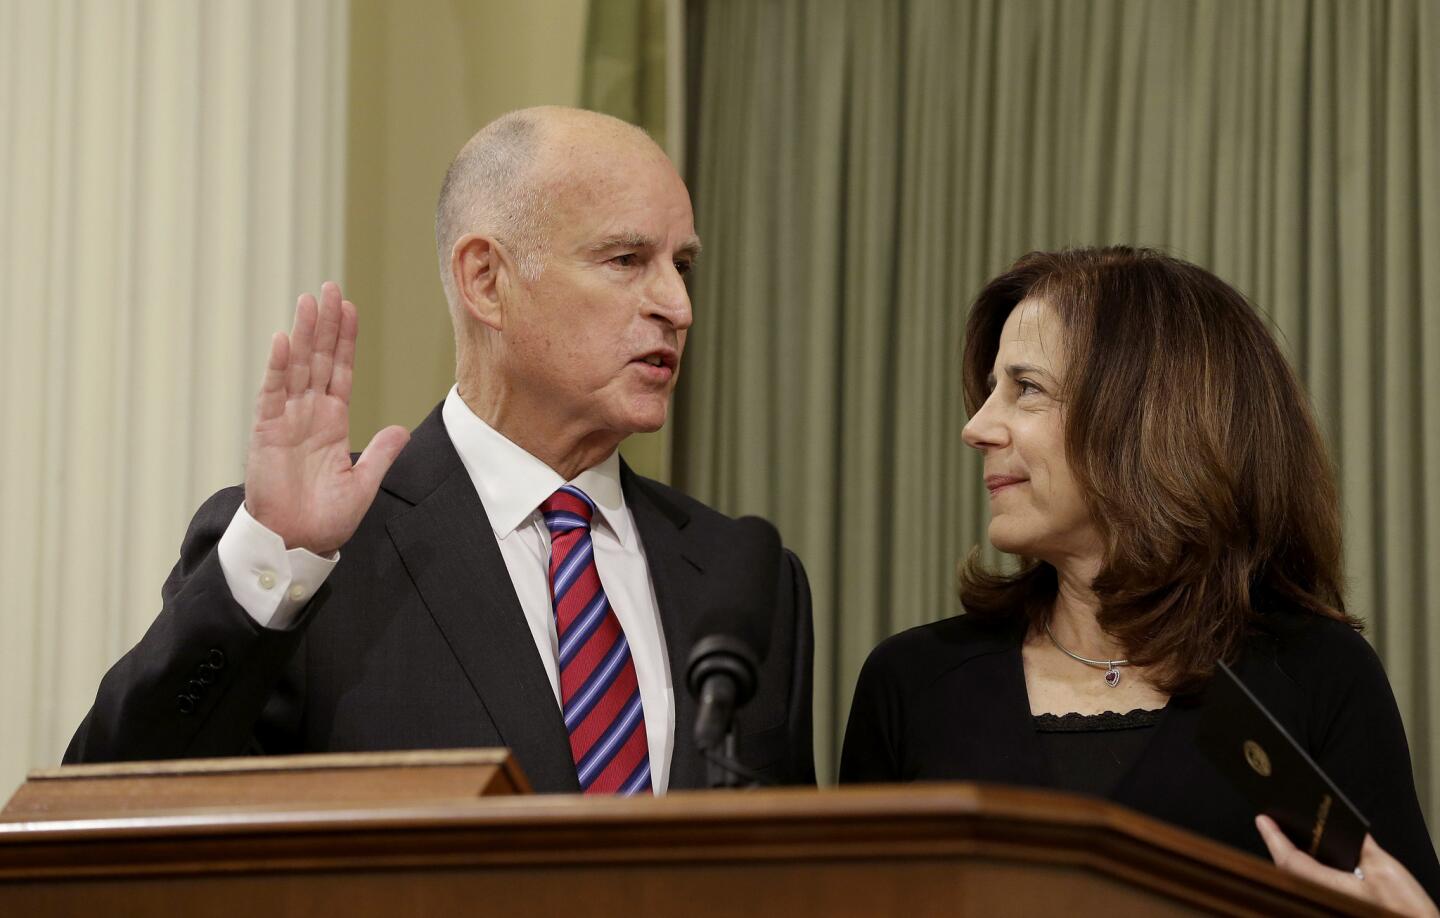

{"left": 984, "top": 475, "right": 1027, "bottom": 495}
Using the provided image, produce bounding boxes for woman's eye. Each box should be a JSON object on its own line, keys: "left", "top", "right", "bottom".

{"left": 1017, "top": 379, "right": 1042, "bottom": 396}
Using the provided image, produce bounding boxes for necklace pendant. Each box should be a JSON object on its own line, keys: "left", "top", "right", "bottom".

{"left": 1104, "top": 666, "right": 1121, "bottom": 688}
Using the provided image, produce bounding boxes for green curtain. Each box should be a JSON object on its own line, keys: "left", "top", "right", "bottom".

{"left": 581, "top": 0, "right": 669, "bottom": 136}
{"left": 675, "top": 0, "right": 1440, "bottom": 825}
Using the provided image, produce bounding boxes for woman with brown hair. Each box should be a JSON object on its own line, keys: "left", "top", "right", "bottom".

{"left": 839, "top": 247, "right": 1439, "bottom": 906}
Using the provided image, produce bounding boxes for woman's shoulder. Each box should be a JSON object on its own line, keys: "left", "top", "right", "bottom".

{"left": 1250, "top": 606, "right": 1369, "bottom": 653}
{"left": 1245, "top": 606, "right": 1380, "bottom": 688}
{"left": 861, "top": 613, "right": 1025, "bottom": 685}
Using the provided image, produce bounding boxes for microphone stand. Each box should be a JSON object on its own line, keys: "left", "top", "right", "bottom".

{"left": 689, "top": 636, "right": 774, "bottom": 789}
{"left": 706, "top": 731, "right": 741, "bottom": 789}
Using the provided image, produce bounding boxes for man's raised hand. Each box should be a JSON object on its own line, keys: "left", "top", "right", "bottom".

{"left": 244, "top": 282, "right": 410, "bottom": 555}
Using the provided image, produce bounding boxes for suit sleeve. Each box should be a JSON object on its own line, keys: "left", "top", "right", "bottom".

{"left": 64, "top": 487, "right": 311, "bottom": 763}
{"left": 1306, "top": 627, "right": 1440, "bottom": 899}
{"left": 780, "top": 548, "right": 817, "bottom": 785}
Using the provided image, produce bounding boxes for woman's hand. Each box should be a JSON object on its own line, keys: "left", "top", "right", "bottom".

{"left": 1257, "top": 815, "right": 1438, "bottom": 917}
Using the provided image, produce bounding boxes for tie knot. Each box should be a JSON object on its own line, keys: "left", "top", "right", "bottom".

{"left": 540, "top": 485, "right": 596, "bottom": 533}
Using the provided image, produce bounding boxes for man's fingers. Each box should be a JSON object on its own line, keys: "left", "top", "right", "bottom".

{"left": 287, "top": 293, "right": 318, "bottom": 396}
{"left": 329, "top": 299, "right": 359, "bottom": 403}
{"left": 256, "top": 332, "right": 291, "bottom": 421}
{"left": 309, "top": 282, "right": 343, "bottom": 395}
{"left": 351, "top": 426, "right": 411, "bottom": 496}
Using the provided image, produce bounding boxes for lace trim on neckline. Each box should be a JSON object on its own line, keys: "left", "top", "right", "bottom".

{"left": 1032, "top": 707, "right": 1165, "bottom": 733}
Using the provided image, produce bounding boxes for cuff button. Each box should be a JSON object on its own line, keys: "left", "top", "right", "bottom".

{"left": 257, "top": 570, "right": 277, "bottom": 590}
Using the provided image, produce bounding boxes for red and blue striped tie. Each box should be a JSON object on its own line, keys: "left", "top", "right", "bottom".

{"left": 540, "top": 485, "right": 652, "bottom": 795}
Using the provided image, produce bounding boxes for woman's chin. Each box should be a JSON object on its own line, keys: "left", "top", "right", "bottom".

{"left": 986, "top": 528, "right": 1036, "bottom": 558}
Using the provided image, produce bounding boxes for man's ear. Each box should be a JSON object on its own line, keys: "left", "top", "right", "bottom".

{"left": 451, "top": 234, "right": 511, "bottom": 330}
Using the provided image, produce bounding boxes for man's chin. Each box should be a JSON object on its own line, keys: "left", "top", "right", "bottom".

{"left": 618, "top": 398, "right": 670, "bottom": 434}
{"left": 624, "top": 414, "right": 668, "bottom": 435}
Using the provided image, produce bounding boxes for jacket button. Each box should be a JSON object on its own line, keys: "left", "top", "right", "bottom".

{"left": 187, "top": 679, "right": 207, "bottom": 695}
{"left": 178, "top": 694, "right": 196, "bottom": 715}
{"left": 207, "top": 648, "right": 226, "bottom": 669}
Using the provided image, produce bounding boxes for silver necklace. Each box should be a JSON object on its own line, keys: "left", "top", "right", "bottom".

{"left": 1044, "top": 620, "right": 1130, "bottom": 687}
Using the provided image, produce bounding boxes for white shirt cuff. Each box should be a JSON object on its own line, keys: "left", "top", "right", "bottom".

{"left": 217, "top": 503, "right": 338, "bottom": 630}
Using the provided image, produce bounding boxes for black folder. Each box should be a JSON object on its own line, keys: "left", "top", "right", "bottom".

{"left": 1197, "top": 661, "right": 1369, "bottom": 871}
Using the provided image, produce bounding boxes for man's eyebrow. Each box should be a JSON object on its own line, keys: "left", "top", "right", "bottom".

{"left": 587, "top": 232, "right": 654, "bottom": 254}
{"left": 586, "top": 232, "right": 703, "bottom": 262}
{"left": 675, "top": 236, "right": 702, "bottom": 262}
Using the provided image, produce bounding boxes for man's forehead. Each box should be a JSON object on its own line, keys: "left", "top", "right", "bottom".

{"left": 552, "top": 169, "right": 697, "bottom": 251}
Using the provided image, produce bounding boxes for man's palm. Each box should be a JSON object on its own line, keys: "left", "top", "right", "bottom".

{"left": 244, "top": 282, "right": 409, "bottom": 555}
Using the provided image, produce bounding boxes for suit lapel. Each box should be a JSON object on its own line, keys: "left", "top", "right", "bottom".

{"left": 381, "top": 407, "right": 579, "bottom": 793}
{"left": 623, "top": 466, "right": 707, "bottom": 791}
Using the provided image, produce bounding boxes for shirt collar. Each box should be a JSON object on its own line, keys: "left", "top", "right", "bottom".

{"left": 441, "top": 385, "right": 633, "bottom": 547}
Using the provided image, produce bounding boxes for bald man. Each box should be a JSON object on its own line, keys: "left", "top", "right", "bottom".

{"left": 66, "top": 108, "right": 816, "bottom": 793}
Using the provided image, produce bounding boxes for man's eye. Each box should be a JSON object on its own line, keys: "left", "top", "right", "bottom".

{"left": 675, "top": 259, "right": 694, "bottom": 277}
{"left": 610, "top": 253, "right": 640, "bottom": 267}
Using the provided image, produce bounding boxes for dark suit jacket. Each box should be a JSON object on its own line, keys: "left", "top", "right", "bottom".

{"left": 66, "top": 405, "right": 816, "bottom": 791}
{"left": 839, "top": 610, "right": 1440, "bottom": 898}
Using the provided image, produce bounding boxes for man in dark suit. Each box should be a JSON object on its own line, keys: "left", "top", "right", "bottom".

{"left": 65, "top": 107, "right": 815, "bottom": 793}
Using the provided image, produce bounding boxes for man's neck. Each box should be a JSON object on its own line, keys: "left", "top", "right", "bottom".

{"left": 455, "top": 381, "right": 621, "bottom": 481}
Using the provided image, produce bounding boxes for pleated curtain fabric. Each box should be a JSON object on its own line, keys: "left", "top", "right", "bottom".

{"left": 0, "top": 0, "right": 349, "bottom": 795}
{"left": 673, "top": 0, "right": 1440, "bottom": 826}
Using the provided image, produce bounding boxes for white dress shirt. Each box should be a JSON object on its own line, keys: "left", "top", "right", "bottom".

{"left": 216, "top": 384, "right": 675, "bottom": 793}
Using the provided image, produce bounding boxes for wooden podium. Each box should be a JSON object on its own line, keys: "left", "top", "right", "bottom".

{"left": 0, "top": 751, "right": 1380, "bottom": 917}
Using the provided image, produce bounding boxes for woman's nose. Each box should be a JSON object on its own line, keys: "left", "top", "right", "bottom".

{"left": 961, "top": 393, "right": 1008, "bottom": 451}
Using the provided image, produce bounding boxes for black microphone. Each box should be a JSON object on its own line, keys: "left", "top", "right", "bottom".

{"left": 685, "top": 516, "right": 782, "bottom": 757}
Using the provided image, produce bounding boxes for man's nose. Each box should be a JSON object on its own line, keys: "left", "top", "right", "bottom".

{"left": 646, "top": 264, "right": 693, "bottom": 330}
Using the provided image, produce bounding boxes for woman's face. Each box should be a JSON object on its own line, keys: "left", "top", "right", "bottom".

{"left": 961, "top": 298, "right": 1103, "bottom": 568}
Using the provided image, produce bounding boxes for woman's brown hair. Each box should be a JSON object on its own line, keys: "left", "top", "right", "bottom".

{"left": 959, "top": 246, "right": 1355, "bottom": 695}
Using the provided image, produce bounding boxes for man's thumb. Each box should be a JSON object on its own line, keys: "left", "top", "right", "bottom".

{"left": 352, "top": 425, "right": 410, "bottom": 493}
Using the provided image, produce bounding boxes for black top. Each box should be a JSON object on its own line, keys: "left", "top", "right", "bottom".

{"left": 839, "top": 610, "right": 1440, "bottom": 898}
{"left": 1034, "top": 708, "right": 1163, "bottom": 798}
